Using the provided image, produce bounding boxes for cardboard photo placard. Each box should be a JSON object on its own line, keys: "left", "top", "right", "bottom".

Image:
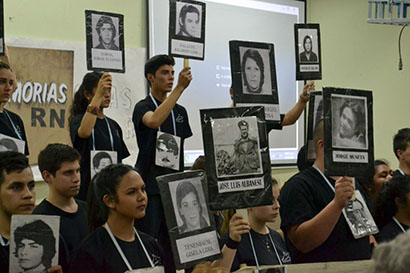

{"left": 168, "top": 0, "right": 206, "bottom": 60}
{"left": 229, "top": 40, "right": 280, "bottom": 125}
{"left": 85, "top": 10, "right": 125, "bottom": 73}
{"left": 200, "top": 106, "right": 273, "bottom": 211}
{"left": 157, "top": 170, "right": 220, "bottom": 269}
{"left": 306, "top": 91, "right": 323, "bottom": 161}
{"left": 9, "top": 215, "right": 60, "bottom": 273}
{"left": 294, "top": 24, "right": 322, "bottom": 80}
{"left": 323, "top": 87, "right": 374, "bottom": 177}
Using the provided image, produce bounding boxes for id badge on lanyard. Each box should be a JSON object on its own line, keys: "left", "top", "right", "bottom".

{"left": 313, "top": 165, "right": 379, "bottom": 239}
{"left": 150, "top": 94, "right": 181, "bottom": 171}
{"left": 90, "top": 117, "right": 117, "bottom": 178}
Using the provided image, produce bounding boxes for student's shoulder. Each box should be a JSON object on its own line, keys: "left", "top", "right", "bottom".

{"left": 75, "top": 199, "right": 88, "bottom": 211}
{"left": 136, "top": 229, "right": 159, "bottom": 246}
{"left": 4, "top": 109, "right": 23, "bottom": 122}
{"left": 283, "top": 167, "right": 316, "bottom": 188}
{"left": 78, "top": 226, "right": 108, "bottom": 249}
{"left": 32, "top": 199, "right": 55, "bottom": 214}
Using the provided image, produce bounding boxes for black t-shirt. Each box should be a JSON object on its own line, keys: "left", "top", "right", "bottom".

{"left": 0, "top": 237, "right": 9, "bottom": 273}
{"left": 222, "top": 228, "right": 291, "bottom": 271}
{"left": 376, "top": 219, "right": 409, "bottom": 243}
{"left": 132, "top": 95, "right": 192, "bottom": 195}
{"left": 0, "top": 109, "right": 29, "bottom": 155}
{"left": 266, "top": 114, "right": 284, "bottom": 132}
{"left": 68, "top": 226, "right": 163, "bottom": 273}
{"left": 280, "top": 166, "right": 371, "bottom": 263}
{"left": 70, "top": 114, "right": 130, "bottom": 200}
{"left": 32, "top": 199, "right": 88, "bottom": 257}
{"left": 393, "top": 169, "right": 407, "bottom": 178}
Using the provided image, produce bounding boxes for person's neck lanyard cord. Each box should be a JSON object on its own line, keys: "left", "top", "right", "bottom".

{"left": 104, "top": 223, "right": 155, "bottom": 270}
{"left": 0, "top": 233, "right": 8, "bottom": 246}
{"left": 398, "top": 168, "right": 405, "bottom": 176}
{"left": 313, "top": 164, "right": 335, "bottom": 193}
{"left": 3, "top": 109, "right": 23, "bottom": 140}
{"left": 392, "top": 216, "right": 406, "bottom": 233}
{"left": 249, "top": 230, "right": 283, "bottom": 269}
{"left": 149, "top": 93, "right": 176, "bottom": 135}
{"left": 92, "top": 117, "right": 114, "bottom": 151}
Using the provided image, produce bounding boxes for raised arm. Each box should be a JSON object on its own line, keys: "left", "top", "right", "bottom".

{"left": 281, "top": 81, "right": 314, "bottom": 126}
{"left": 77, "top": 72, "right": 112, "bottom": 138}
{"left": 142, "top": 67, "right": 192, "bottom": 129}
{"left": 286, "top": 176, "right": 354, "bottom": 253}
{"left": 212, "top": 213, "right": 250, "bottom": 271}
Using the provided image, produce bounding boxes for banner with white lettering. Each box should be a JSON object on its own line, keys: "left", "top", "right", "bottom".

{"left": 200, "top": 106, "right": 273, "bottom": 210}
{"left": 294, "top": 23, "right": 322, "bottom": 80}
{"left": 156, "top": 170, "right": 221, "bottom": 269}
{"left": 230, "top": 40, "right": 281, "bottom": 125}
{"left": 168, "top": 0, "right": 206, "bottom": 60}
{"left": 7, "top": 46, "right": 73, "bottom": 164}
{"left": 323, "top": 87, "right": 374, "bottom": 177}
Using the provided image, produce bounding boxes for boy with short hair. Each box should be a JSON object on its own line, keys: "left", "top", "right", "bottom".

{"left": 33, "top": 143, "right": 88, "bottom": 257}
{"left": 393, "top": 128, "right": 410, "bottom": 177}
{"left": 132, "top": 55, "right": 192, "bottom": 272}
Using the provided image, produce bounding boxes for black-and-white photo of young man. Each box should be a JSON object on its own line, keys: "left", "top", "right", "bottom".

{"left": 176, "top": 2, "right": 202, "bottom": 38}
{"left": 93, "top": 14, "right": 119, "bottom": 50}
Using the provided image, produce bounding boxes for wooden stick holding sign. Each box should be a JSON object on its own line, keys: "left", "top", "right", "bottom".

{"left": 184, "top": 58, "right": 189, "bottom": 67}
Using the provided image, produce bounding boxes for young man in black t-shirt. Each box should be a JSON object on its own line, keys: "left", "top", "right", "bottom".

{"left": 33, "top": 144, "right": 88, "bottom": 259}
{"left": 280, "top": 120, "right": 371, "bottom": 263}
{"left": 132, "top": 55, "right": 192, "bottom": 272}
{"left": 0, "top": 151, "right": 62, "bottom": 273}
{"left": 392, "top": 128, "right": 410, "bottom": 177}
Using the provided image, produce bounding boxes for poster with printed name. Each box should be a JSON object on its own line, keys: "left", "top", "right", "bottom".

{"left": 306, "top": 91, "right": 323, "bottom": 161}
{"left": 157, "top": 170, "right": 221, "bottom": 269}
{"left": 229, "top": 40, "right": 281, "bottom": 125}
{"left": 85, "top": 10, "right": 125, "bottom": 73}
{"left": 323, "top": 87, "right": 374, "bottom": 177}
{"left": 9, "top": 215, "right": 60, "bottom": 273}
{"left": 168, "top": 0, "right": 206, "bottom": 60}
{"left": 6, "top": 46, "right": 74, "bottom": 164}
{"left": 294, "top": 24, "right": 322, "bottom": 80}
{"left": 200, "top": 106, "right": 273, "bottom": 210}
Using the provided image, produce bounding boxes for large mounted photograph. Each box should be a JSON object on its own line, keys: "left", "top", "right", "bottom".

{"left": 169, "top": 0, "right": 206, "bottom": 60}
{"left": 229, "top": 40, "right": 280, "bottom": 124}
{"left": 323, "top": 87, "right": 374, "bottom": 177}
{"left": 85, "top": 10, "right": 125, "bottom": 73}
{"left": 9, "top": 215, "right": 60, "bottom": 273}
{"left": 200, "top": 106, "right": 273, "bottom": 211}
{"left": 157, "top": 170, "right": 220, "bottom": 269}
{"left": 294, "top": 24, "right": 322, "bottom": 80}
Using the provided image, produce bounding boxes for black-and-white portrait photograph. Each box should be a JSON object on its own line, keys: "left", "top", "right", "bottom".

{"left": 331, "top": 94, "right": 368, "bottom": 150}
{"left": 155, "top": 132, "right": 181, "bottom": 171}
{"left": 92, "top": 14, "right": 120, "bottom": 50}
{"left": 306, "top": 92, "right": 323, "bottom": 161}
{"left": 212, "top": 116, "right": 262, "bottom": 178}
{"left": 9, "top": 215, "right": 60, "bottom": 273}
{"left": 239, "top": 47, "right": 272, "bottom": 95}
{"left": 343, "top": 191, "right": 378, "bottom": 239}
{"left": 298, "top": 29, "right": 319, "bottom": 64}
{"left": 169, "top": 177, "right": 210, "bottom": 234}
{"left": 90, "top": 150, "right": 117, "bottom": 178}
{"left": 0, "top": 133, "right": 25, "bottom": 153}
{"left": 169, "top": 0, "right": 206, "bottom": 60}
{"left": 176, "top": 2, "right": 202, "bottom": 39}
{"left": 85, "top": 10, "right": 125, "bottom": 72}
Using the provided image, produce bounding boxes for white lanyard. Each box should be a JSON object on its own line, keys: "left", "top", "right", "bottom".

{"left": 104, "top": 223, "right": 155, "bottom": 271}
{"left": 0, "top": 233, "right": 9, "bottom": 247}
{"left": 4, "top": 110, "right": 23, "bottom": 140}
{"left": 313, "top": 164, "right": 335, "bottom": 192}
{"left": 249, "top": 230, "right": 283, "bottom": 269}
{"left": 149, "top": 93, "right": 177, "bottom": 135}
{"left": 398, "top": 168, "right": 405, "bottom": 176}
{"left": 92, "top": 117, "right": 114, "bottom": 151}
{"left": 392, "top": 216, "right": 406, "bottom": 233}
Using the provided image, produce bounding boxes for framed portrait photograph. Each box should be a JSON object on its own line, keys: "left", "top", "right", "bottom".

{"left": 90, "top": 150, "right": 117, "bottom": 178}
{"left": 168, "top": 0, "right": 206, "bottom": 60}
{"left": 85, "top": 10, "right": 125, "bottom": 73}
{"left": 306, "top": 91, "right": 323, "bottom": 161}
{"left": 323, "top": 87, "right": 374, "bottom": 177}
{"left": 294, "top": 24, "right": 322, "bottom": 80}
{"left": 229, "top": 40, "right": 280, "bottom": 125}
{"left": 200, "top": 106, "right": 273, "bottom": 211}
{"left": 157, "top": 170, "right": 220, "bottom": 269}
{"left": 9, "top": 215, "right": 60, "bottom": 273}
{"left": 0, "top": 0, "right": 4, "bottom": 56}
